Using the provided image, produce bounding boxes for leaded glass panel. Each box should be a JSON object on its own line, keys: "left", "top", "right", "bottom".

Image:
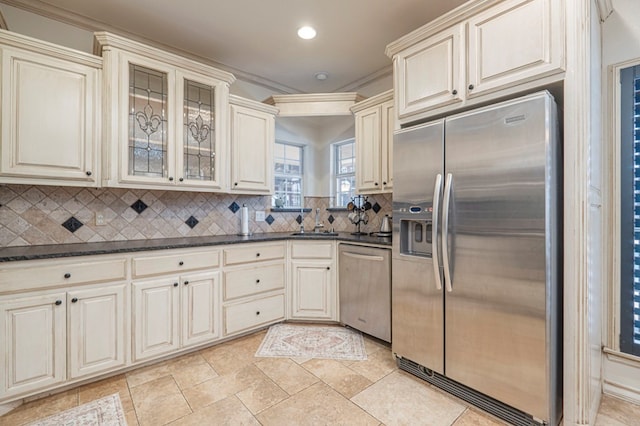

{"left": 183, "top": 79, "right": 216, "bottom": 181}
{"left": 128, "top": 64, "right": 168, "bottom": 177}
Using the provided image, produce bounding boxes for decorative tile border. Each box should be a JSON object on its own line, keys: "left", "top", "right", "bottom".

{"left": 0, "top": 185, "right": 392, "bottom": 247}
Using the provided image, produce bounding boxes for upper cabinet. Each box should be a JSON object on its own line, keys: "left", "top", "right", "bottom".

{"left": 229, "top": 95, "right": 278, "bottom": 194}
{"left": 351, "top": 90, "right": 394, "bottom": 194}
{"left": 0, "top": 30, "right": 101, "bottom": 187}
{"left": 387, "top": 0, "right": 565, "bottom": 125}
{"left": 95, "top": 32, "right": 235, "bottom": 192}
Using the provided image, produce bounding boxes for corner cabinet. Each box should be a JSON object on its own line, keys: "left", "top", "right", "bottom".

{"left": 95, "top": 32, "right": 235, "bottom": 192}
{"left": 351, "top": 90, "right": 394, "bottom": 194}
{"left": 387, "top": 0, "right": 565, "bottom": 124}
{"left": 0, "top": 30, "right": 101, "bottom": 187}
{"left": 229, "top": 95, "right": 278, "bottom": 194}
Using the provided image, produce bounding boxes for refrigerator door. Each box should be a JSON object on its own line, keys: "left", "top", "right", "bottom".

{"left": 392, "top": 119, "right": 445, "bottom": 374}
{"left": 443, "top": 92, "right": 559, "bottom": 422}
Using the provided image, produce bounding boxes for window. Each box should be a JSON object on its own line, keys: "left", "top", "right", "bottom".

{"left": 333, "top": 139, "right": 356, "bottom": 207}
{"left": 620, "top": 64, "right": 640, "bottom": 356}
{"left": 273, "top": 142, "right": 303, "bottom": 208}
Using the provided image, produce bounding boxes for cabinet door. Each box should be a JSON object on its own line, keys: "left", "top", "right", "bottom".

{"left": 175, "top": 70, "right": 228, "bottom": 190}
{"left": 0, "top": 293, "right": 66, "bottom": 398}
{"left": 118, "top": 53, "right": 177, "bottom": 186}
{"left": 181, "top": 271, "right": 220, "bottom": 347}
{"left": 230, "top": 104, "right": 274, "bottom": 193}
{"left": 290, "top": 260, "right": 335, "bottom": 320}
{"left": 381, "top": 100, "right": 395, "bottom": 192}
{"left": 132, "top": 277, "right": 180, "bottom": 362}
{"left": 68, "top": 284, "right": 127, "bottom": 379}
{"left": 466, "top": 0, "right": 564, "bottom": 97}
{"left": 0, "top": 48, "right": 98, "bottom": 185}
{"left": 355, "top": 106, "right": 381, "bottom": 193}
{"left": 394, "top": 24, "right": 464, "bottom": 119}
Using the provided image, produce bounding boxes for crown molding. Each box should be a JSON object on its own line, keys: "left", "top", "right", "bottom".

{"left": 350, "top": 89, "right": 393, "bottom": 113}
{"left": 229, "top": 94, "right": 279, "bottom": 115}
{"left": 264, "top": 93, "right": 366, "bottom": 116}
{"left": 0, "top": 0, "right": 302, "bottom": 94}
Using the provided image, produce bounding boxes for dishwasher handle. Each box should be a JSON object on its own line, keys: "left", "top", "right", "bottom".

{"left": 341, "top": 252, "right": 385, "bottom": 262}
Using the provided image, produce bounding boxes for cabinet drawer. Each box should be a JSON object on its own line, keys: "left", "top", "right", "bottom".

{"left": 132, "top": 249, "right": 219, "bottom": 277}
{"left": 224, "top": 294, "right": 284, "bottom": 335}
{"left": 0, "top": 258, "right": 127, "bottom": 293}
{"left": 291, "top": 241, "right": 334, "bottom": 259}
{"left": 223, "top": 243, "right": 285, "bottom": 266}
{"left": 224, "top": 263, "right": 284, "bottom": 301}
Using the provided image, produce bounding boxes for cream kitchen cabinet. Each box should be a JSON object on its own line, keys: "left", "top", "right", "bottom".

{"left": 229, "top": 95, "right": 278, "bottom": 194}
{"left": 131, "top": 248, "right": 221, "bottom": 361}
{"left": 222, "top": 242, "right": 286, "bottom": 336}
{"left": 351, "top": 90, "right": 394, "bottom": 194}
{"left": 387, "top": 0, "right": 564, "bottom": 124}
{"left": 0, "top": 30, "right": 101, "bottom": 187}
{"left": 289, "top": 241, "right": 337, "bottom": 321}
{"left": 95, "top": 32, "right": 235, "bottom": 192}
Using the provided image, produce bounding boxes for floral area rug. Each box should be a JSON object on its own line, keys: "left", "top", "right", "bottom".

{"left": 256, "top": 323, "right": 367, "bottom": 361}
{"left": 28, "top": 393, "right": 126, "bottom": 426}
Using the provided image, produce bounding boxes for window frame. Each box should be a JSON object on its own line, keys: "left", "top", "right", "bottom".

{"left": 272, "top": 140, "right": 304, "bottom": 209}
{"left": 332, "top": 138, "right": 356, "bottom": 208}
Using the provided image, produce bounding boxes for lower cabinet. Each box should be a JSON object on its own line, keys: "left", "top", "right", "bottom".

{"left": 224, "top": 294, "right": 285, "bottom": 336}
{"left": 132, "top": 271, "right": 220, "bottom": 362}
{"left": 289, "top": 241, "right": 337, "bottom": 321}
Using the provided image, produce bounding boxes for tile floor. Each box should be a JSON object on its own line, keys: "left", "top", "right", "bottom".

{"left": 1, "top": 327, "right": 639, "bottom": 426}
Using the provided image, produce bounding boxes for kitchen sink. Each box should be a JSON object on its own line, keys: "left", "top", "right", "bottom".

{"left": 290, "top": 232, "right": 339, "bottom": 236}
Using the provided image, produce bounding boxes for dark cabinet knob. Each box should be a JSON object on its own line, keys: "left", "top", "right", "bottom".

{"left": 452, "top": 89, "right": 458, "bottom": 95}
{"left": 64, "top": 273, "right": 71, "bottom": 279}
{"left": 383, "top": 181, "right": 387, "bottom": 185}
{"left": 234, "top": 182, "right": 238, "bottom": 186}
{"left": 71, "top": 297, "right": 78, "bottom": 303}
{"left": 173, "top": 282, "right": 179, "bottom": 287}
{"left": 326, "top": 266, "right": 330, "bottom": 270}
{"left": 468, "top": 84, "right": 474, "bottom": 90}
{"left": 179, "top": 177, "right": 184, "bottom": 182}
{"left": 256, "top": 279, "right": 261, "bottom": 284}
{"left": 184, "top": 281, "right": 189, "bottom": 285}
{"left": 169, "top": 177, "right": 174, "bottom": 182}
{"left": 256, "top": 311, "right": 260, "bottom": 316}
{"left": 86, "top": 171, "right": 92, "bottom": 176}
{"left": 374, "top": 182, "right": 379, "bottom": 186}
{"left": 179, "top": 261, "right": 184, "bottom": 266}
{"left": 55, "top": 300, "right": 62, "bottom": 306}
{"left": 256, "top": 253, "right": 260, "bottom": 257}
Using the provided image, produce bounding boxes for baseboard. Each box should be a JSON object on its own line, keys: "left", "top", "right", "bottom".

{"left": 602, "top": 348, "right": 640, "bottom": 404}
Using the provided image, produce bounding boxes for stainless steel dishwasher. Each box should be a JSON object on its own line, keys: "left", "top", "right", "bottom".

{"left": 339, "top": 244, "right": 391, "bottom": 342}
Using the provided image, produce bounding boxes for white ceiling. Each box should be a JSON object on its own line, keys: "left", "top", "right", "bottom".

{"left": 3, "top": 0, "right": 468, "bottom": 93}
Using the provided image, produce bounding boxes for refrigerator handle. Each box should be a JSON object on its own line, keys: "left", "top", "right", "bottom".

{"left": 431, "top": 173, "right": 443, "bottom": 291}
{"left": 442, "top": 173, "right": 453, "bottom": 293}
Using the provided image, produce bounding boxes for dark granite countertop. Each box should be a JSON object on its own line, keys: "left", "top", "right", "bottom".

{"left": 0, "top": 232, "right": 391, "bottom": 262}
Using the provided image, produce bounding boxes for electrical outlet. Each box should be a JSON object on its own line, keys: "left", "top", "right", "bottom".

{"left": 255, "top": 210, "right": 266, "bottom": 221}
{"left": 95, "top": 212, "right": 106, "bottom": 226}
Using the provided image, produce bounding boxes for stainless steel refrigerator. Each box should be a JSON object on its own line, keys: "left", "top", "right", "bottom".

{"left": 392, "top": 91, "right": 562, "bottom": 426}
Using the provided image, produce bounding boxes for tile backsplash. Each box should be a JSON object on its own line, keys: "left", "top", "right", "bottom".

{"left": 0, "top": 185, "right": 392, "bottom": 247}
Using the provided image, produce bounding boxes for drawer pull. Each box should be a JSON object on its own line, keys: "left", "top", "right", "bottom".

{"left": 179, "top": 261, "right": 184, "bottom": 266}
{"left": 468, "top": 84, "right": 475, "bottom": 90}
{"left": 173, "top": 282, "right": 179, "bottom": 287}
{"left": 256, "top": 253, "right": 260, "bottom": 257}
{"left": 326, "top": 266, "right": 330, "bottom": 270}
{"left": 184, "top": 281, "right": 190, "bottom": 285}
{"left": 256, "top": 311, "right": 260, "bottom": 316}
{"left": 86, "top": 171, "right": 92, "bottom": 176}
{"left": 169, "top": 176, "right": 174, "bottom": 182}
{"left": 71, "top": 297, "right": 78, "bottom": 303}
{"left": 452, "top": 89, "right": 458, "bottom": 95}
{"left": 179, "top": 177, "right": 184, "bottom": 182}
{"left": 55, "top": 300, "right": 62, "bottom": 306}
{"left": 64, "top": 273, "right": 71, "bottom": 279}
{"left": 256, "top": 279, "right": 261, "bottom": 284}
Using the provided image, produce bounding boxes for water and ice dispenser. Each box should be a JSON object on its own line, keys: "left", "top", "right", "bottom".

{"left": 399, "top": 219, "right": 432, "bottom": 257}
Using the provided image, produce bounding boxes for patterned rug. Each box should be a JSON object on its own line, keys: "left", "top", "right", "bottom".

{"left": 256, "top": 324, "right": 367, "bottom": 361}
{"left": 28, "top": 393, "right": 126, "bottom": 426}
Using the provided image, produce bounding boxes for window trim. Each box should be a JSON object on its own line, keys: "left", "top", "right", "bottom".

{"left": 273, "top": 140, "right": 304, "bottom": 209}
{"left": 332, "top": 138, "right": 356, "bottom": 208}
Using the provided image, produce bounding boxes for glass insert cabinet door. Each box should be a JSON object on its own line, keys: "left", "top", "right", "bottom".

{"left": 119, "top": 53, "right": 227, "bottom": 189}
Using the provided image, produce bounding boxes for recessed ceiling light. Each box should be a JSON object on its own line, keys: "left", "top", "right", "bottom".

{"left": 315, "top": 72, "right": 329, "bottom": 81}
{"left": 298, "top": 26, "right": 317, "bottom": 40}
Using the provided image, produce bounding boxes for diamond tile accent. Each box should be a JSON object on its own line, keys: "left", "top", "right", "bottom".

{"left": 229, "top": 201, "right": 240, "bottom": 213}
{"left": 328, "top": 214, "right": 335, "bottom": 224}
{"left": 185, "top": 216, "right": 199, "bottom": 229}
{"left": 296, "top": 215, "right": 303, "bottom": 224}
{"left": 61, "top": 216, "right": 83, "bottom": 233}
{"left": 131, "top": 199, "right": 148, "bottom": 214}
{"left": 372, "top": 202, "right": 381, "bottom": 213}
{"left": 265, "top": 215, "right": 275, "bottom": 225}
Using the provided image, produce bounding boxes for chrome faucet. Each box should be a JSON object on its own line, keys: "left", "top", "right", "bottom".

{"left": 314, "top": 208, "right": 324, "bottom": 233}
{"left": 299, "top": 207, "right": 305, "bottom": 233}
